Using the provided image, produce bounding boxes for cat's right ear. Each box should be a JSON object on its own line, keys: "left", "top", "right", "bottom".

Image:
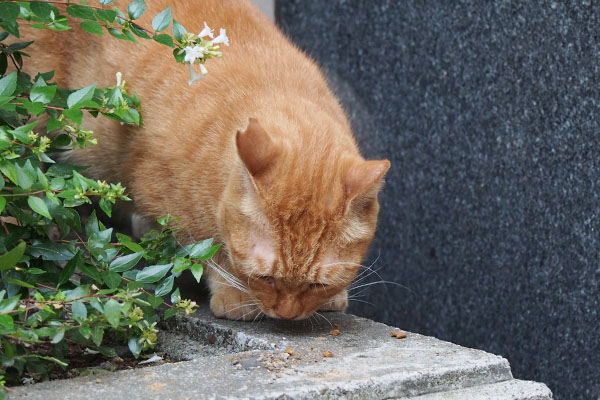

{"left": 236, "top": 118, "right": 279, "bottom": 189}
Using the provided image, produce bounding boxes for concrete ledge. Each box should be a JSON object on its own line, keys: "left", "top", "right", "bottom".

{"left": 10, "top": 305, "right": 552, "bottom": 399}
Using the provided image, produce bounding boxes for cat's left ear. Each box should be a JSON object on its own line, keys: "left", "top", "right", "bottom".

{"left": 236, "top": 118, "right": 279, "bottom": 189}
{"left": 344, "top": 159, "right": 391, "bottom": 203}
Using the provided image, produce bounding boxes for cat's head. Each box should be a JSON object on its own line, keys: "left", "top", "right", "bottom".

{"left": 218, "top": 118, "right": 390, "bottom": 320}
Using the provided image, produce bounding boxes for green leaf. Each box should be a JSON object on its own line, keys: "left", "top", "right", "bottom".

{"left": 163, "top": 308, "right": 177, "bottom": 320}
{"left": 0, "top": 2, "right": 20, "bottom": 22}
{"left": 30, "top": 84, "right": 56, "bottom": 104}
{"left": 14, "top": 159, "right": 37, "bottom": 189}
{"left": 191, "top": 263, "right": 203, "bottom": 283}
{"left": 151, "top": 6, "right": 171, "bottom": 32}
{"left": 127, "top": 0, "right": 145, "bottom": 20}
{"left": 85, "top": 209, "right": 100, "bottom": 235}
{"left": 130, "top": 24, "right": 150, "bottom": 39}
{"left": 107, "top": 28, "right": 126, "bottom": 40}
{"left": 109, "top": 250, "right": 144, "bottom": 272}
{"left": 64, "top": 285, "right": 89, "bottom": 301}
{"left": 0, "top": 294, "right": 20, "bottom": 313}
{"left": 51, "top": 328, "right": 66, "bottom": 344}
{"left": 0, "top": 160, "right": 17, "bottom": 185}
{"left": 172, "top": 19, "right": 186, "bottom": 42}
{"left": 47, "top": 163, "right": 89, "bottom": 178}
{"left": 71, "top": 300, "right": 87, "bottom": 319}
{"left": 0, "top": 241, "right": 26, "bottom": 271}
{"left": 80, "top": 20, "right": 104, "bottom": 35}
{"left": 37, "top": 168, "right": 48, "bottom": 188}
{"left": 91, "top": 325, "right": 104, "bottom": 346}
{"left": 98, "top": 197, "right": 112, "bottom": 217}
{"left": 46, "top": 117, "right": 62, "bottom": 132}
{"left": 66, "top": 82, "right": 97, "bottom": 108}
{"left": 30, "top": 1, "right": 56, "bottom": 19}
{"left": 153, "top": 33, "right": 174, "bottom": 47}
{"left": 9, "top": 121, "right": 39, "bottom": 144}
{"left": 147, "top": 295, "right": 163, "bottom": 309}
{"left": 29, "top": 241, "right": 74, "bottom": 261}
{"left": 123, "top": 107, "right": 141, "bottom": 125}
{"left": 63, "top": 106, "right": 83, "bottom": 125}
{"left": 78, "top": 325, "right": 91, "bottom": 339}
{"left": 20, "top": 100, "right": 45, "bottom": 116}
{"left": 128, "top": 336, "right": 142, "bottom": 358}
{"left": 26, "top": 267, "right": 46, "bottom": 275}
{"left": 95, "top": 8, "right": 117, "bottom": 23}
{"left": 170, "top": 288, "right": 180, "bottom": 304}
{"left": 58, "top": 250, "right": 81, "bottom": 285}
{"left": 0, "top": 71, "right": 17, "bottom": 97}
{"left": 28, "top": 196, "right": 52, "bottom": 219}
{"left": 172, "top": 256, "right": 191, "bottom": 273}
{"left": 88, "top": 228, "right": 113, "bottom": 249}
{"left": 189, "top": 239, "right": 220, "bottom": 260}
{"left": 0, "top": 197, "right": 6, "bottom": 214}
{"left": 116, "top": 233, "right": 143, "bottom": 253}
{"left": 67, "top": 5, "right": 97, "bottom": 20}
{"left": 102, "top": 270, "right": 122, "bottom": 289}
{"left": 154, "top": 275, "right": 174, "bottom": 296}
{"left": 103, "top": 299, "right": 121, "bottom": 328}
{"left": 0, "top": 314, "right": 14, "bottom": 335}
{"left": 136, "top": 263, "right": 172, "bottom": 283}
{"left": 4, "top": 278, "right": 34, "bottom": 288}
{"left": 79, "top": 262, "right": 102, "bottom": 282}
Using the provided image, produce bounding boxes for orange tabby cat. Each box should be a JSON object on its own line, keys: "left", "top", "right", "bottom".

{"left": 22, "top": 0, "right": 390, "bottom": 320}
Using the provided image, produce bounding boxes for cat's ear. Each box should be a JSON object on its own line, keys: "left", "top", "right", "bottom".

{"left": 344, "top": 159, "right": 390, "bottom": 203}
{"left": 236, "top": 118, "right": 279, "bottom": 187}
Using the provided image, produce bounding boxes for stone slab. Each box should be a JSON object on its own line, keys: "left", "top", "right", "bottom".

{"left": 9, "top": 305, "right": 551, "bottom": 399}
{"left": 405, "top": 379, "right": 553, "bottom": 400}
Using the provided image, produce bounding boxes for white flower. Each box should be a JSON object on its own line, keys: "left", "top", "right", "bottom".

{"left": 199, "top": 63, "right": 208, "bottom": 75}
{"left": 187, "top": 63, "right": 204, "bottom": 85}
{"left": 211, "top": 28, "right": 229, "bottom": 46}
{"left": 115, "top": 71, "right": 122, "bottom": 87}
{"left": 199, "top": 21, "right": 214, "bottom": 39}
{"left": 184, "top": 45, "right": 206, "bottom": 64}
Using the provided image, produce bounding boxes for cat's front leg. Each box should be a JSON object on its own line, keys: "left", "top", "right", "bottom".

{"left": 319, "top": 289, "right": 348, "bottom": 312}
{"left": 206, "top": 270, "right": 261, "bottom": 320}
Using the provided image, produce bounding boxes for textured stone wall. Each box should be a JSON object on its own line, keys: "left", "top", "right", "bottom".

{"left": 277, "top": 2, "right": 599, "bottom": 399}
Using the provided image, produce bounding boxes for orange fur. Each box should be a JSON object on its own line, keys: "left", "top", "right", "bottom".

{"left": 20, "top": 0, "right": 390, "bottom": 320}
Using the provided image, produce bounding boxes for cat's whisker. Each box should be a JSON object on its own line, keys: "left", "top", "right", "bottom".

{"left": 207, "top": 259, "right": 250, "bottom": 294}
{"left": 237, "top": 306, "right": 261, "bottom": 321}
{"left": 349, "top": 279, "right": 411, "bottom": 292}
{"left": 212, "top": 278, "right": 249, "bottom": 294}
{"left": 225, "top": 302, "right": 259, "bottom": 315}
{"left": 252, "top": 310, "right": 264, "bottom": 323}
{"left": 347, "top": 298, "right": 375, "bottom": 307}
{"left": 313, "top": 311, "right": 333, "bottom": 329}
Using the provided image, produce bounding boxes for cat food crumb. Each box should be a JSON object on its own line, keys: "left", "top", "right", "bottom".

{"left": 390, "top": 330, "right": 408, "bottom": 339}
{"left": 329, "top": 329, "right": 340, "bottom": 336}
{"left": 284, "top": 347, "right": 294, "bottom": 355}
{"left": 322, "top": 351, "right": 334, "bottom": 357}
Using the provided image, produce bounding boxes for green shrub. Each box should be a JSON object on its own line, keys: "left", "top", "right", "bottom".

{"left": 0, "top": 1, "right": 225, "bottom": 396}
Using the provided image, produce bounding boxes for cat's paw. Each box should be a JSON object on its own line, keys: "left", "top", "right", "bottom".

{"left": 319, "top": 290, "right": 348, "bottom": 312}
{"left": 210, "top": 287, "right": 262, "bottom": 321}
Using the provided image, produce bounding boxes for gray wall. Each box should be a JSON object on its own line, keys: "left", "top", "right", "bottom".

{"left": 277, "top": 2, "right": 599, "bottom": 399}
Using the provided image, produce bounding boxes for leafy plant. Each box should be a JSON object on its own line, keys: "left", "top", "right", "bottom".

{"left": 0, "top": 0, "right": 225, "bottom": 396}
